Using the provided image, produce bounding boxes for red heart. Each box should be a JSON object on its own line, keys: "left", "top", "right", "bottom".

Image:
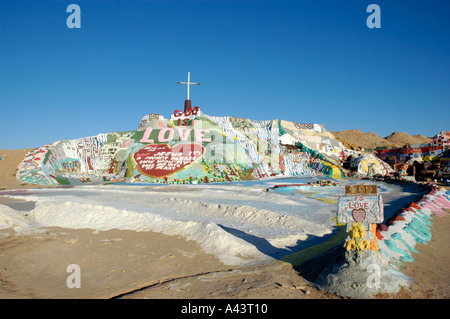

{"left": 352, "top": 209, "right": 366, "bottom": 223}
{"left": 133, "top": 143, "right": 205, "bottom": 178}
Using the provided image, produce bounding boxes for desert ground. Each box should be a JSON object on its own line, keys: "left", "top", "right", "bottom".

{"left": 0, "top": 148, "right": 448, "bottom": 300}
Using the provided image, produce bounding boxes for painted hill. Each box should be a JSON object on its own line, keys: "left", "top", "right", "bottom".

{"left": 16, "top": 111, "right": 351, "bottom": 186}
{"left": 332, "top": 130, "right": 431, "bottom": 150}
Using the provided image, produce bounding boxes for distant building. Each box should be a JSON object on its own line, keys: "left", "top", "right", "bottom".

{"left": 375, "top": 131, "right": 449, "bottom": 163}
{"left": 373, "top": 131, "right": 450, "bottom": 179}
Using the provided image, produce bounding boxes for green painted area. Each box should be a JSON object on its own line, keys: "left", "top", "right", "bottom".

{"left": 384, "top": 239, "right": 414, "bottom": 262}
{"left": 391, "top": 232, "right": 420, "bottom": 254}
{"left": 106, "top": 133, "right": 118, "bottom": 143}
{"left": 408, "top": 218, "right": 432, "bottom": 242}
{"left": 54, "top": 176, "right": 71, "bottom": 185}
{"left": 125, "top": 155, "right": 135, "bottom": 178}
{"left": 131, "top": 130, "right": 145, "bottom": 142}
{"left": 281, "top": 226, "right": 346, "bottom": 266}
{"left": 415, "top": 210, "right": 433, "bottom": 226}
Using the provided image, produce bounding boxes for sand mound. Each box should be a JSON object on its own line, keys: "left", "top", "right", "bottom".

{"left": 332, "top": 130, "right": 432, "bottom": 150}
{"left": 384, "top": 132, "right": 431, "bottom": 147}
{"left": 331, "top": 130, "right": 394, "bottom": 150}
{"left": 0, "top": 149, "right": 34, "bottom": 189}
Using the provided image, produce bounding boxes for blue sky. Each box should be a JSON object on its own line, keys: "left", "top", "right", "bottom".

{"left": 1, "top": 0, "right": 449, "bottom": 149}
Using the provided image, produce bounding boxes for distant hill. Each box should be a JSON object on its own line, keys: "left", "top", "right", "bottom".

{"left": 331, "top": 130, "right": 431, "bottom": 151}
{"left": 384, "top": 132, "right": 431, "bottom": 147}
{"left": 331, "top": 129, "right": 394, "bottom": 150}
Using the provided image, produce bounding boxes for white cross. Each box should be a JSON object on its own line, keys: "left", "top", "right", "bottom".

{"left": 177, "top": 72, "right": 200, "bottom": 100}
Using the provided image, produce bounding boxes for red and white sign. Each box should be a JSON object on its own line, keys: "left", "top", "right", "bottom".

{"left": 337, "top": 195, "right": 384, "bottom": 224}
{"left": 173, "top": 106, "right": 200, "bottom": 118}
{"left": 133, "top": 143, "right": 205, "bottom": 178}
{"left": 352, "top": 208, "right": 366, "bottom": 223}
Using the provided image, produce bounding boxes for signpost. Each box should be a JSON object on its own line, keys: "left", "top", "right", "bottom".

{"left": 338, "top": 184, "right": 383, "bottom": 252}
{"left": 345, "top": 184, "right": 377, "bottom": 195}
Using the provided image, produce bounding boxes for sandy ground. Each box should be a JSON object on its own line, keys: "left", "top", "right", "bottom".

{"left": 0, "top": 223, "right": 336, "bottom": 299}
{"left": 381, "top": 206, "right": 450, "bottom": 299}
{"left": 0, "top": 149, "right": 449, "bottom": 299}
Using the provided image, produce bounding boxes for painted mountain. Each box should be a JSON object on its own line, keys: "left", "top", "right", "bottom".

{"left": 16, "top": 109, "right": 359, "bottom": 186}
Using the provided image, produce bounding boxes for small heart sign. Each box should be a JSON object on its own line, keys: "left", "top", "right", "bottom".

{"left": 352, "top": 208, "right": 366, "bottom": 223}
{"left": 133, "top": 143, "right": 205, "bottom": 178}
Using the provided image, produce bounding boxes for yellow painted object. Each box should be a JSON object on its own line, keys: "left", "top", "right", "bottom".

{"left": 306, "top": 192, "right": 337, "bottom": 205}
{"left": 330, "top": 165, "right": 343, "bottom": 180}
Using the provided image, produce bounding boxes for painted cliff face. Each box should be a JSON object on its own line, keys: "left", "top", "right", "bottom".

{"left": 16, "top": 113, "right": 346, "bottom": 186}
{"left": 133, "top": 143, "right": 206, "bottom": 178}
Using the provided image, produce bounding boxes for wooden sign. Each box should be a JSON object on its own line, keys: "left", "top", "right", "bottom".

{"left": 345, "top": 184, "right": 377, "bottom": 195}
